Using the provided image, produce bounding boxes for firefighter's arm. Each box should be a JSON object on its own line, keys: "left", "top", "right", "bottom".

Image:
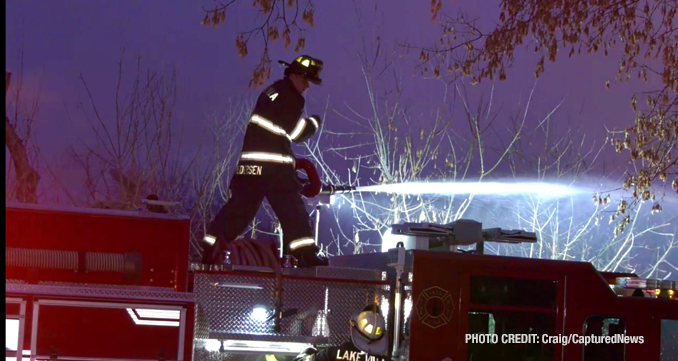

{"left": 264, "top": 82, "right": 321, "bottom": 143}
{"left": 288, "top": 114, "right": 321, "bottom": 143}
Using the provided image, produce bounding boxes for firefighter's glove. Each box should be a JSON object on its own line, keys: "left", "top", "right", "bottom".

{"left": 292, "top": 347, "right": 318, "bottom": 361}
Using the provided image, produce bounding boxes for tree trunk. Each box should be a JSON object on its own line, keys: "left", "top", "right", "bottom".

{"left": 5, "top": 71, "right": 40, "bottom": 203}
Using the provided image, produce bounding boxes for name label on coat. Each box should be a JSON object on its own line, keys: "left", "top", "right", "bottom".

{"left": 236, "top": 165, "right": 263, "bottom": 176}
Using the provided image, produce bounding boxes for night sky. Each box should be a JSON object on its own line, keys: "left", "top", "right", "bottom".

{"left": 6, "top": 0, "right": 655, "bottom": 163}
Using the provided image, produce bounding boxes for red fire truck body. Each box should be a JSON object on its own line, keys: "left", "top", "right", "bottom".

{"left": 5, "top": 203, "right": 677, "bottom": 361}
{"left": 405, "top": 251, "right": 678, "bottom": 360}
{"left": 5, "top": 203, "right": 195, "bottom": 361}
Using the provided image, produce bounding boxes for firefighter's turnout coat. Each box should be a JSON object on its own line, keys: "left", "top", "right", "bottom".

{"left": 239, "top": 77, "right": 320, "bottom": 170}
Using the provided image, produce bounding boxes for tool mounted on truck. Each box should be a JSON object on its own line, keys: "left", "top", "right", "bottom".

{"left": 389, "top": 219, "right": 537, "bottom": 254}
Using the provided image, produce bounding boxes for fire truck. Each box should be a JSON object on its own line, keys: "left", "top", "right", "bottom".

{"left": 5, "top": 177, "right": 678, "bottom": 361}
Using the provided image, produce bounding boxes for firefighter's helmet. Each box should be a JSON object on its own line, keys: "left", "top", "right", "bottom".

{"left": 349, "top": 304, "right": 388, "bottom": 356}
{"left": 278, "top": 55, "right": 323, "bottom": 85}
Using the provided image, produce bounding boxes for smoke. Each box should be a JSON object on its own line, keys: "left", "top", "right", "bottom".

{"left": 355, "top": 181, "right": 589, "bottom": 198}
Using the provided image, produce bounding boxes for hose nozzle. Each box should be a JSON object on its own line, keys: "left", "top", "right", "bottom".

{"left": 320, "top": 185, "right": 356, "bottom": 195}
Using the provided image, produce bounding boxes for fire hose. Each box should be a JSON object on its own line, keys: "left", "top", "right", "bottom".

{"left": 295, "top": 158, "right": 356, "bottom": 197}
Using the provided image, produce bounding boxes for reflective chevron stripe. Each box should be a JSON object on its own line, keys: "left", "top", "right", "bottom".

{"left": 250, "top": 114, "right": 317, "bottom": 142}
{"left": 250, "top": 114, "right": 292, "bottom": 140}
{"left": 289, "top": 237, "right": 316, "bottom": 250}
{"left": 240, "top": 152, "right": 295, "bottom": 164}
{"left": 307, "top": 116, "right": 319, "bottom": 130}
{"left": 203, "top": 234, "right": 216, "bottom": 245}
{"left": 289, "top": 118, "right": 307, "bottom": 141}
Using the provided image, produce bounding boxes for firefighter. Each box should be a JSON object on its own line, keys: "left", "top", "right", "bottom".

{"left": 202, "top": 55, "right": 329, "bottom": 268}
{"left": 293, "top": 305, "right": 391, "bottom": 361}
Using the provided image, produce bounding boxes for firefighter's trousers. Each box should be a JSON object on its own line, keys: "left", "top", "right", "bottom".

{"left": 208, "top": 163, "right": 315, "bottom": 262}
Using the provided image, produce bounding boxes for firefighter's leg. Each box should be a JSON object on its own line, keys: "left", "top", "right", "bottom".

{"left": 266, "top": 189, "right": 329, "bottom": 268}
{"left": 203, "top": 176, "right": 265, "bottom": 264}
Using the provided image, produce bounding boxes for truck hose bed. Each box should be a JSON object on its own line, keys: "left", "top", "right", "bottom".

{"left": 217, "top": 239, "right": 280, "bottom": 268}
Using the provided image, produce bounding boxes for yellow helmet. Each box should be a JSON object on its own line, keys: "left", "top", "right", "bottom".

{"left": 349, "top": 305, "right": 388, "bottom": 356}
{"left": 278, "top": 55, "right": 324, "bottom": 85}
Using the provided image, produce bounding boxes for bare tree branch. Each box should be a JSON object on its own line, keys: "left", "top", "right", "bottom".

{"left": 5, "top": 64, "right": 41, "bottom": 203}
{"left": 411, "top": 0, "right": 677, "bottom": 236}
{"left": 200, "top": 0, "right": 315, "bottom": 87}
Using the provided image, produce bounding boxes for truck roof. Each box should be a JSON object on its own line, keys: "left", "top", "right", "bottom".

{"left": 5, "top": 202, "right": 190, "bottom": 221}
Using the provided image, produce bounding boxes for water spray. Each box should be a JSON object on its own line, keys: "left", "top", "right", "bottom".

{"left": 298, "top": 157, "right": 584, "bottom": 198}
{"left": 354, "top": 181, "right": 586, "bottom": 197}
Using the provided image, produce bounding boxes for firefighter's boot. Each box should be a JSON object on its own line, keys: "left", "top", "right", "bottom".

{"left": 200, "top": 243, "right": 214, "bottom": 265}
{"left": 290, "top": 245, "right": 329, "bottom": 268}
